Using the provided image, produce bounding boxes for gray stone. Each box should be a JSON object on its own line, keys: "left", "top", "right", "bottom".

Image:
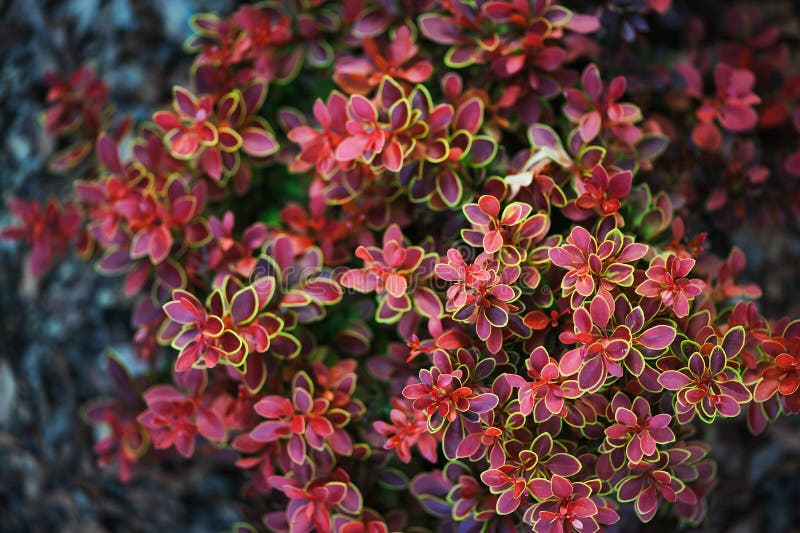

{"left": 0, "top": 361, "right": 16, "bottom": 426}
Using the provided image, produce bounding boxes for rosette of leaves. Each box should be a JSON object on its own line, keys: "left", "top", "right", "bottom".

{"left": 81, "top": 353, "right": 149, "bottom": 482}
{"left": 558, "top": 293, "right": 676, "bottom": 392}
{"left": 749, "top": 320, "right": 800, "bottom": 427}
{"left": 436, "top": 249, "right": 524, "bottom": 353}
{"left": 564, "top": 64, "right": 643, "bottom": 146}
{"left": 549, "top": 225, "right": 648, "bottom": 309}
{"left": 0, "top": 197, "right": 81, "bottom": 277}
{"left": 658, "top": 326, "right": 751, "bottom": 423}
{"left": 418, "top": 1, "right": 597, "bottom": 126}
{"left": 250, "top": 370, "right": 355, "bottom": 465}
{"left": 154, "top": 83, "right": 278, "bottom": 182}
{"left": 462, "top": 195, "right": 550, "bottom": 267}
{"left": 397, "top": 85, "right": 498, "bottom": 209}
{"left": 256, "top": 234, "right": 344, "bottom": 323}
{"left": 162, "top": 274, "right": 299, "bottom": 392}
{"left": 340, "top": 223, "right": 440, "bottom": 324}
{"left": 137, "top": 368, "right": 226, "bottom": 458}
{"left": 333, "top": 24, "right": 433, "bottom": 94}
{"left": 265, "top": 468, "right": 363, "bottom": 533}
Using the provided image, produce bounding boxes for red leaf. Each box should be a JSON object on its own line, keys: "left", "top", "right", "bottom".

{"left": 149, "top": 226, "right": 173, "bottom": 264}
{"left": 201, "top": 146, "right": 223, "bottom": 180}
{"left": 382, "top": 139, "right": 403, "bottom": 172}
{"left": 692, "top": 122, "right": 721, "bottom": 151}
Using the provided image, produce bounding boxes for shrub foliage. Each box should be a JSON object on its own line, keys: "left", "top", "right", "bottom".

{"left": 5, "top": 1, "right": 800, "bottom": 531}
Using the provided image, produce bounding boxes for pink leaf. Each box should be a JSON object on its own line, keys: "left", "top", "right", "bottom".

{"left": 637, "top": 325, "right": 676, "bottom": 350}
{"left": 579, "top": 111, "right": 602, "bottom": 141}
{"left": 658, "top": 370, "right": 690, "bottom": 390}
{"left": 241, "top": 127, "right": 278, "bottom": 157}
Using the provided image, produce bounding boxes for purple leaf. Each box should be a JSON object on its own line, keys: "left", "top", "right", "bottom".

{"left": 251, "top": 420, "right": 286, "bottom": 442}
{"left": 548, "top": 453, "right": 582, "bottom": 477}
{"left": 469, "top": 393, "right": 499, "bottom": 414}
{"left": 495, "top": 489, "right": 521, "bottom": 515}
{"left": 230, "top": 286, "right": 258, "bottom": 325}
{"left": 722, "top": 326, "right": 745, "bottom": 358}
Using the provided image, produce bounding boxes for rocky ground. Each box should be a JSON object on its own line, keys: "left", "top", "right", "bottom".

{"left": 1, "top": 1, "right": 800, "bottom": 532}
{"left": 0, "top": 1, "right": 246, "bottom": 531}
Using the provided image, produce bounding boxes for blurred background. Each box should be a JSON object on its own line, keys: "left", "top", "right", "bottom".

{"left": 0, "top": 1, "right": 247, "bottom": 531}
{"left": 1, "top": 1, "right": 800, "bottom": 531}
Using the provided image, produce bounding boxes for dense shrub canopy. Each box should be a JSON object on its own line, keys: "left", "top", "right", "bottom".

{"left": 4, "top": 1, "right": 800, "bottom": 531}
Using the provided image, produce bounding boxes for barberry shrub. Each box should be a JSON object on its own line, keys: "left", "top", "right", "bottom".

{"left": 5, "top": 1, "right": 800, "bottom": 531}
